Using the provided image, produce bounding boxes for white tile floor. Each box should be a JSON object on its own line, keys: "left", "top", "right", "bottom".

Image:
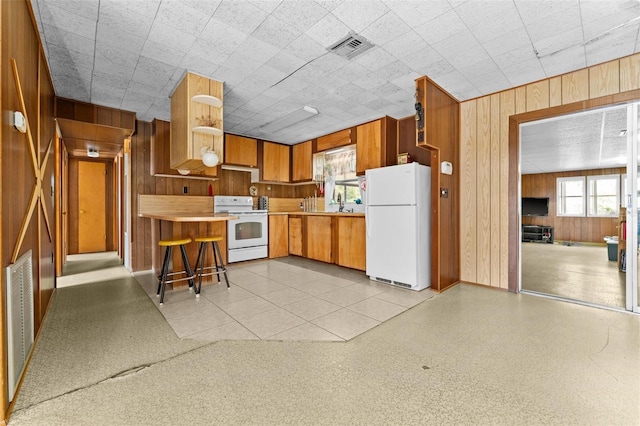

{"left": 135, "top": 258, "right": 435, "bottom": 342}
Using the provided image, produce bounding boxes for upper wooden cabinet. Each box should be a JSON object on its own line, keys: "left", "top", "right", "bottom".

{"left": 170, "top": 72, "right": 223, "bottom": 172}
{"left": 225, "top": 134, "right": 257, "bottom": 167}
{"left": 262, "top": 141, "right": 290, "bottom": 182}
{"left": 292, "top": 140, "right": 313, "bottom": 182}
{"left": 316, "top": 128, "right": 352, "bottom": 152}
{"left": 356, "top": 117, "right": 397, "bottom": 174}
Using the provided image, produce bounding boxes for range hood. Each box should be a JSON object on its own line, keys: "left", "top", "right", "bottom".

{"left": 221, "top": 164, "right": 259, "bottom": 183}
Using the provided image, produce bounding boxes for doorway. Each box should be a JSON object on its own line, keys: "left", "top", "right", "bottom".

{"left": 78, "top": 161, "right": 106, "bottom": 253}
{"left": 519, "top": 103, "right": 640, "bottom": 313}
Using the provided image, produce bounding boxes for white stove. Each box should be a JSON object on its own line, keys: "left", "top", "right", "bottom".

{"left": 214, "top": 196, "right": 268, "bottom": 263}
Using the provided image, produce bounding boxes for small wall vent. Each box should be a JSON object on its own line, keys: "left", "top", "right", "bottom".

{"left": 328, "top": 33, "right": 374, "bottom": 59}
{"left": 5, "top": 249, "right": 34, "bottom": 402}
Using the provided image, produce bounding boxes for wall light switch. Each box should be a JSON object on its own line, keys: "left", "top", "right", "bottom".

{"left": 440, "top": 188, "right": 449, "bottom": 198}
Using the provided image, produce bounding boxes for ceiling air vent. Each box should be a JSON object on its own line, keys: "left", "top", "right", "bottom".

{"left": 327, "top": 33, "right": 374, "bottom": 59}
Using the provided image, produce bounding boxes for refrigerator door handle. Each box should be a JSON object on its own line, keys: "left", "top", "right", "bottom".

{"left": 365, "top": 206, "right": 371, "bottom": 238}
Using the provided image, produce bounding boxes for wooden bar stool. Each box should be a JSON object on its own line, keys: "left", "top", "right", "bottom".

{"left": 157, "top": 238, "right": 196, "bottom": 305}
{"left": 193, "top": 236, "right": 230, "bottom": 295}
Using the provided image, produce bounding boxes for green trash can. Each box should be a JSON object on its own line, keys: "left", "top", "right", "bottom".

{"left": 604, "top": 237, "right": 618, "bottom": 261}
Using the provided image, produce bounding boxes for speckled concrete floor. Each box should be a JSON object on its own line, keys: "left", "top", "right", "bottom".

{"left": 9, "top": 267, "right": 640, "bottom": 425}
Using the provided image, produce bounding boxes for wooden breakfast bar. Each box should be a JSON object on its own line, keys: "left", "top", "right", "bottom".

{"left": 138, "top": 195, "right": 238, "bottom": 286}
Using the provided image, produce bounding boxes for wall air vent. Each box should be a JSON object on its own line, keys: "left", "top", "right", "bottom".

{"left": 327, "top": 33, "right": 374, "bottom": 59}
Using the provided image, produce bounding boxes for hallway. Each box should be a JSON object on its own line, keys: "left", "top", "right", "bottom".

{"left": 8, "top": 261, "right": 640, "bottom": 425}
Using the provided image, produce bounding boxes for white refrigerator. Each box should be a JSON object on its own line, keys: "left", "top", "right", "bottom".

{"left": 365, "top": 163, "right": 431, "bottom": 290}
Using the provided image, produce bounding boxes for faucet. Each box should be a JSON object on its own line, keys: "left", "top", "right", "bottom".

{"left": 337, "top": 192, "right": 344, "bottom": 212}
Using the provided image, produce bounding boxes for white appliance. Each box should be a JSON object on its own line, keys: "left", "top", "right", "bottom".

{"left": 214, "top": 196, "right": 268, "bottom": 263}
{"left": 365, "top": 163, "right": 431, "bottom": 290}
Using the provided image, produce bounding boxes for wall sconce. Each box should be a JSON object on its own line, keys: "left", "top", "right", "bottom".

{"left": 201, "top": 146, "right": 219, "bottom": 167}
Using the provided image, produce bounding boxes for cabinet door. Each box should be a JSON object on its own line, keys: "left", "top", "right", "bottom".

{"left": 269, "top": 215, "right": 289, "bottom": 258}
{"left": 289, "top": 216, "right": 303, "bottom": 256}
{"left": 306, "top": 216, "right": 332, "bottom": 263}
{"left": 337, "top": 217, "right": 366, "bottom": 270}
{"left": 317, "top": 129, "right": 352, "bottom": 152}
{"left": 292, "top": 141, "right": 312, "bottom": 182}
{"left": 263, "top": 141, "right": 290, "bottom": 182}
{"left": 225, "top": 135, "right": 257, "bottom": 167}
{"left": 356, "top": 120, "right": 382, "bottom": 174}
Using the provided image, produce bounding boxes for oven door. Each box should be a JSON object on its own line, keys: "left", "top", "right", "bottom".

{"left": 227, "top": 213, "right": 268, "bottom": 249}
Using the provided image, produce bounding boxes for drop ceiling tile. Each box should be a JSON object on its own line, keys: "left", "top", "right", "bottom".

{"left": 398, "top": 44, "right": 453, "bottom": 77}
{"left": 96, "top": 23, "right": 146, "bottom": 55}
{"left": 131, "top": 56, "right": 176, "bottom": 87}
{"left": 432, "top": 70, "right": 476, "bottom": 100}
{"left": 454, "top": 1, "right": 522, "bottom": 42}
{"left": 43, "top": 0, "right": 99, "bottom": 21}
{"left": 351, "top": 72, "right": 388, "bottom": 91}
{"left": 101, "top": 0, "right": 160, "bottom": 20}
{"left": 39, "top": 3, "right": 96, "bottom": 40}
{"left": 236, "top": 75, "right": 276, "bottom": 95}
{"left": 389, "top": 72, "right": 421, "bottom": 92}
{"left": 361, "top": 11, "right": 411, "bottom": 46}
{"left": 354, "top": 48, "right": 397, "bottom": 71}
{"left": 531, "top": 27, "right": 584, "bottom": 58}
{"left": 126, "top": 80, "right": 165, "bottom": 98}
{"left": 581, "top": 1, "right": 640, "bottom": 40}
{"left": 178, "top": 56, "right": 219, "bottom": 78}
{"left": 155, "top": 1, "right": 212, "bottom": 35}
{"left": 481, "top": 26, "right": 532, "bottom": 58}
{"left": 315, "top": 0, "right": 344, "bottom": 12}
{"left": 305, "top": 12, "right": 351, "bottom": 47}
{"left": 141, "top": 41, "right": 186, "bottom": 68}
{"left": 46, "top": 43, "right": 94, "bottom": 73}
{"left": 466, "top": 71, "right": 511, "bottom": 96}
{"left": 252, "top": 15, "right": 302, "bottom": 49}
{"left": 248, "top": 0, "right": 281, "bottom": 14}
{"left": 331, "top": 0, "right": 389, "bottom": 33}
{"left": 89, "top": 88, "right": 124, "bottom": 110}
{"left": 307, "top": 53, "right": 349, "bottom": 73}
{"left": 272, "top": 0, "right": 329, "bottom": 33}
{"left": 383, "top": 30, "right": 428, "bottom": 58}
{"left": 374, "top": 60, "right": 412, "bottom": 81}
{"left": 335, "top": 61, "right": 369, "bottom": 82}
{"left": 147, "top": 22, "right": 197, "bottom": 53}
{"left": 97, "top": 1, "right": 154, "bottom": 37}
{"left": 262, "top": 85, "right": 295, "bottom": 101}
{"left": 265, "top": 51, "right": 309, "bottom": 75}
{"left": 234, "top": 36, "right": 281, "bottom": 66}
{"left": 211, "top": 1, "right": 269, "bottom": 35}
{"left": 538, "top": 43, "right": 587, "bottom": 78}
{"left": 241, "top": 94, "right": 280, "bottom": 113}
{"left": 432, "top": 29, "right": 490, "bottom": 70}
{"left": 414, "top": 9, "right": 466, "bottom": 46}
{"left": 306, "top": 69, "right": 348, "bottom": 91}
{"left": 94, "top": 42, "right": 139, "bottom": 77}
{"left": 188, "top": 38, "right": 231, "bottom": 65}
{"left": 585, "top": 23, "right": 640, "bottom": 66}
{"left": 501, "top": 56, "right": 547, "bottom": 88}
{"left": 222, "top": 53, "right": 264, "bottom": 77}
{"left": 286, "top": 33, "right": 328, "bottom": 63}
{"left": 524, "top": 7, "right": 582, "bottom": 42}
{"left": 514, "top": 0, "right": 577, "bottom": 25}
{"left": 383, "top": 0, "right": 451, "bottom": 28}
{"left": 91, "top": 71, "right": 129, "bottom": 96}
{"left": 42, "top": 23, "right": 95, "bottom": 57}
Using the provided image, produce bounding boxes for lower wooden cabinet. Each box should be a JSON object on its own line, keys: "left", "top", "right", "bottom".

{"left": 336, "top": 217, "right": 366, "bottom": 270}
{"left": 288, "top": 215, "right": 303, "bottom": 256}
{"left": 286, "top": 214, "right": 365, "bottom": 271}
{"left": 306, "top": 216, "right": 333, "bottom": 263}
{"left": 268, "top": 214, "right": 289, "bottom": 258}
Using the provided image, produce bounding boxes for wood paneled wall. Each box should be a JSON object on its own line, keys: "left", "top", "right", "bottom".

{"left": 460, "top": 53, "right": 640, "bottom": 290}
{"left": 1, "top": 0, "right": 56, "bottom": 418}
{"left": 522, "top": 168, "right": 623, "bottom": 243}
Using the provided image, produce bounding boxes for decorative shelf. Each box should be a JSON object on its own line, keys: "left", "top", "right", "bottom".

{"left": 193, "top": 126, "right": 223, "bottom": 136}
{"left": 191, "top": 94, "right": 222, "bottom": 108}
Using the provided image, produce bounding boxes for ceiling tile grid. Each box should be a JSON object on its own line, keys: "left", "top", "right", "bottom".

{"left": 30, "top": 0, "right": 640, "bottom": 145}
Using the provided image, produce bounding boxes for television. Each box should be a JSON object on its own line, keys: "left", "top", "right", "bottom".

{"left": 522, "top": 197, "right": 549, "bottom": 216}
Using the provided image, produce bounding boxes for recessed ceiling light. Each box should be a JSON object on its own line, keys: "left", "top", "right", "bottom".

{"left": 87, "top": 148, "right": 99, "bottom": 158}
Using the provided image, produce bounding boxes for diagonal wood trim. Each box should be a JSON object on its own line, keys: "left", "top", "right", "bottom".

{"left": 11, "top": 58, "right": 38, "bottom": 172}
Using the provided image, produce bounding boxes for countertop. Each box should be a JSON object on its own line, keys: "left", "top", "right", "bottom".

{"left": 269, "top": 211, "right": 365, "bottom": 217}
{"left": 138, "top": 212, "right": 238, "bottom": 222}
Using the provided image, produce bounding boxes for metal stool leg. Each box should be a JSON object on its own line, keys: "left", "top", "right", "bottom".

{"left": 194, "top": 242, "right": 206, "bottom": 295}
{"left": 158, "top": 246, "right": 172, "bottom": 305}
{"left": 211, "top": 242, "right": 221, "bottom": 284}
{"left": 179, "top": 244, "right": 195, "bottom": 290}
{"left": 213, "top": 240, "right": 230, "bottom": 289}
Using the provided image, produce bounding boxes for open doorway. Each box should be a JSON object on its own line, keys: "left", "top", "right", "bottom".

{"left": 519, "top": 103, "right": 639, "bottom": 312}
